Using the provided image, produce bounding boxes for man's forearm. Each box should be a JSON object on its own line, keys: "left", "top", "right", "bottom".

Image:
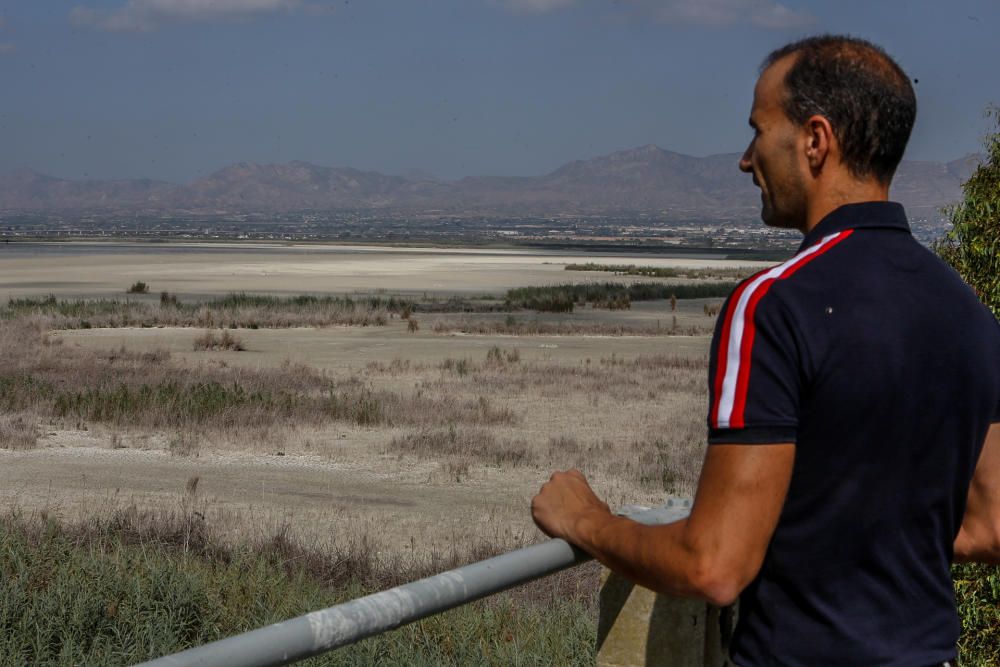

{"left": 955, "top": 423, "right": 1000, "bottom": 564}
{"left": 531, "top": 447, "right": 792, "bottom": 607}
{"left": 954, "top": 521, "right": 1000, "bottom": 564}
{"left": 568, "top": 509, "right": 736, "bottom": 606}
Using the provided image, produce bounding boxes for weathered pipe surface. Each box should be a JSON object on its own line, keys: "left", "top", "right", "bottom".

{"left": 134, "top": 499, "right": 691, "bottom": 667}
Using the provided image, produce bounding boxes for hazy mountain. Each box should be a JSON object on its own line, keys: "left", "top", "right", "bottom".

{"left": 0, "top": 168, "right": 176, "bottom": 210}
{"left": 0, "top": 147, "right": 981, "bottom": 219}
{"left": 181, "top": 161, "right": 414, "bottom": 209}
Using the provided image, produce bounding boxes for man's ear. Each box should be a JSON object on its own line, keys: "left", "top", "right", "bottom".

{"left": 804, "top": 114, "right": 834, "bottom": 171}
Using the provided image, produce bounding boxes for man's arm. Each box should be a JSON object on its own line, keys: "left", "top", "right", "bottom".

{"left": 954, "top": 422, "right": 1000, "bottom": 563}
{"left": 531, "top": 443, "right": 794, "bottom": 607}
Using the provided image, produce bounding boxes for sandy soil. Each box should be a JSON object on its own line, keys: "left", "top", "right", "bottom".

{"left": 0, "top": 241, "right": 769, "bottom": 300}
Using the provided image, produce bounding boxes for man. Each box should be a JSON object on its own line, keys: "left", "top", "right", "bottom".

{"left": 531, "top": 35, "right": 1000, "bottom": 665}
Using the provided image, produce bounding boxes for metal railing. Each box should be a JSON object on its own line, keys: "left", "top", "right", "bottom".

{"left": 136, "top": 499, "right": 692, "bottom": 667}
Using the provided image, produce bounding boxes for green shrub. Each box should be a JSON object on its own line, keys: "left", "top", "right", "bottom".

{"left": 938, "top": 107, "right": 1000, "bottom": 317}
{"left": 938, "top": 107, "right": 1000, "bottom": 665}
{"left": 953, "top": 563, "right": 1000, "bottom": 664}
{"left": 126, "top": 281, "right": 149, "bottom": 294}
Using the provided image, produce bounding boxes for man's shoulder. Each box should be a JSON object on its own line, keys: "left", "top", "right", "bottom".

{"left": 721, "top": 231, "right": 859, "bottom": 322}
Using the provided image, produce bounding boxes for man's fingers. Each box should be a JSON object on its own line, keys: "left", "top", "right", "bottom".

{"left": 548, "top": 468, "right": 587, "bottom": 482}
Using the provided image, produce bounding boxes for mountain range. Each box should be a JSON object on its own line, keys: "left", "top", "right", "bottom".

{"left": 0, "top": 146, "right": 980, "bottom": 220}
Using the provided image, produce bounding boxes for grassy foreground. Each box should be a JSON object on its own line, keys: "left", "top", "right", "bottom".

{"left": 2, "top": 509, "right": 995, "bottom": 665}
{"left": 0, "top": 511, "right": 596, "bottom": 666}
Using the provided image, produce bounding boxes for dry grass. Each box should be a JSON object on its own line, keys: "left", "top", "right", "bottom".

{"left": 2, "top": 294, "right": 392, "bottom": 330}
{"left": 4, "top": 500, "right": 600, "bottom": 612}
{"left": 0, "top": 503, "right": 599, "bottom": 665}
{"left": 2, "top": 316, "right": 708, "bottom": 493}
{"left": 0, "top": 302, "right": 710, "bottom": 662}
{"left": 193, "top": 329, "right": 246, "bottom": 351}
{"left": 431, "top": 317, "right": 714, "bottom": 336}
{"left": 0, "top": 413, "right": 39, "bottom": 450}
{"left": 0, "top": 321, "right": 520, "bottom": 454}
{"left": 376, "top": 350, "right": 709, "bottom": 494}
{"left": 387, "top": 427, "right": 537, "bottom": 468}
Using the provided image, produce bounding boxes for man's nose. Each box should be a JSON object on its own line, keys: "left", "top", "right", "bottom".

{"left": 739, "top": 143, "right": 753, "bottom": 173}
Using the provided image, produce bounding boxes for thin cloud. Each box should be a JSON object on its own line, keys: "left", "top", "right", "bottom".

{"left": 491, "top": 0, "right": 577, "bottom": 15}
{"left": 70, "top": 0, "right": 335, "bottom": 33}
{"left": 634, "top": 0, "right": 815, "bottom": 29}
{"left": 0, "top": 15, "right": 12, "bottom": 51}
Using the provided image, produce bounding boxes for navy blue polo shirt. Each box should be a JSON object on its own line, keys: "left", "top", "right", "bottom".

{"left": 706, "top": 201, "right": 1000, "bottom": 666}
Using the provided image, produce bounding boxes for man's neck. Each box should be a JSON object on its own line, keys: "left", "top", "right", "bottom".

{"left": 802, "top": 179, "right": 891, "bottom": 235}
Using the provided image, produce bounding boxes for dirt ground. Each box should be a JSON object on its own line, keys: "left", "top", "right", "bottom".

{"left": 0, "top": 240, "right": 767, "bottom": 299}
{"left": 0, "top": 242, "right": 738, "bottom": 560}
{"left": 52, "top": 314, "right": 713, "bottom": 370}
{"left": 0, "top": 438, "right": 546, "bottom": 556}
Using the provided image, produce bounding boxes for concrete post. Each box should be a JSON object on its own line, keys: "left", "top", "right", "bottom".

{"left": 598, "top": 500, "right": 736, "bottom": 667}
{"left": 596, "top": 571, "right": 736, "bottom": 667}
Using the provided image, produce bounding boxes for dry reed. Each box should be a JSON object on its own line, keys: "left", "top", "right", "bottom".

{"left": 193, "top": 329, "right": 246, "bottom": 351}
{"left": 2, "top": 294, "right": 391, "bottom": 330}
{"left": 0, "top": 413, "right": 39, "bottom": 450}
{"left": 431, "top": 317, "right": 714, "bottom": 336}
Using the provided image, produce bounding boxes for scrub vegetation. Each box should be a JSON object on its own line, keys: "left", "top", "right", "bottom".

{"left": 504, "top": 282, "right": 737, "bottom": 313}
{"left": 2, "top": 283, "right": 733, "bottom": 331}
{"left": 0, "top": 294, "right": 707, "bottom": 661}
{"left": 940, "top": 109, "right": 1000, "bottom": 666}
{"left": 0, "top": 508, "right": 597, "bottom": 666}
{"left": 0, "top": 321, "right": 524, "bottom": 449}
{"left": 0, "top": 293, "right": 396, "bottom": 329}
{"left": 938, "top": 107, "right": 1000, "bottom": 317}
{"left": 429, "top": 316, "right": 710, "bottom": 336}
{"left": 192, "top": 329, "right": 246, "bottom": 351}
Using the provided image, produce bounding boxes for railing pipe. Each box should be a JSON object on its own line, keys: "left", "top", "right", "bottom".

{"left": 135, "top": 499, "right": 691, "bottom": 667}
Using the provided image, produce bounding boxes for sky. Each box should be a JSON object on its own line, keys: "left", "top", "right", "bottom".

{"left": 0, "top": 0, "right": 998, "bottom": 183}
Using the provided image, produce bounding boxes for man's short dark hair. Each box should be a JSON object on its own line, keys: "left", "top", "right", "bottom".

{"left": 763, "top": 35, "right": 916, "bottom": 184}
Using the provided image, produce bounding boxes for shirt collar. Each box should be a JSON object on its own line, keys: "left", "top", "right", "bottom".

{"left": 798, "top": 201, "right": 910, "bottom": 252}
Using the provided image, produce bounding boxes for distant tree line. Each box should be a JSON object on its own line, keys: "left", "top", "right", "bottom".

{"left": 564, "top": 263, "right": 752, "bottom": 280}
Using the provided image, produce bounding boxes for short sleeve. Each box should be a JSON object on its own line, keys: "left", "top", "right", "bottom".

{"left": 707, "top": 281, "right": 801, "bottom": 444}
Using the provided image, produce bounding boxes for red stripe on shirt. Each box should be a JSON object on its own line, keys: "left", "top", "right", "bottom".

{"left": 722, "top": 229, "right": 854, "bottom": 429}
{"left": 710, "top": 276, "right": 757, "bottom": 427}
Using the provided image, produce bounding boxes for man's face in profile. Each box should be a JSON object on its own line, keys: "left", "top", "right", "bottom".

{"left": 739, "top": 56, "right": 809, "bottom": 232}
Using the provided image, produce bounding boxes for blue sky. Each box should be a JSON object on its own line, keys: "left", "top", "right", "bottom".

{"left": 0, "top": 0, "right": 997, "bottom": 182}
